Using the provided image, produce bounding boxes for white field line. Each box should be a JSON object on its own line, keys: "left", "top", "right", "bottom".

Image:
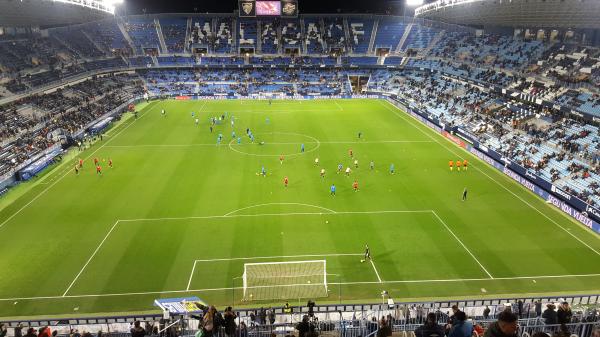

{"left": 333, "top": 100, "right": 344, "bottom": 111}
{"left": 194, "top": 253, "right": 363, "bottom": 262}
{"left": 224, "top": 202, "right": 337, "bottom": 216}
{"left": 379, "top": 100, "right": 600, "bottom": 257}
{"left": 3, "top": 273, "right": 600, "bottom": 302}
{"left": 431, "top": 210, "right": 494, "bottom": 279}
{"left": 370, "top": 259, "right": 383, "bottom": 283}
{"left": 104, "top": 140, "right": 433, "bottom": 148}
{"left": 62, "top": 220, "right": 121, "bottom": 297}
{"left": 118, "top": 209, "right": 434, "bottom": 223}
{"left": 186, "top": 253, "right": 362, "bottom": 291}
{"left": 0, "top": 104, "right": 159, "bottom": 231}
{"left": 186, "top": 261, "right": 198, "bottom": 291}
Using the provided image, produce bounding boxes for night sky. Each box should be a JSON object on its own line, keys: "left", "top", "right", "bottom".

{"left": 117, "top": 0, "right": 426, "bottom": 15}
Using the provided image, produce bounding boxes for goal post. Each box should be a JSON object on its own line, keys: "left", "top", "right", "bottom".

{"left": 242, "top": 260, "right": 328, "bottom": 301}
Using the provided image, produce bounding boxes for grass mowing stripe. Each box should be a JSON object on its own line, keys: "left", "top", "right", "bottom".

{"left": 0, "top": 103, "right": 159, "bottom": 231}
{"left": 62, "top": 220, "right": 121, "bottom": 296}
{"left": 431, "top": 210, "right": 494, "bottom": 279}
{"left": 379, "top": 99, "right": 600, "bottom": 256}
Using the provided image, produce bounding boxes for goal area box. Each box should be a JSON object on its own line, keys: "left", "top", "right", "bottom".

{"left": 242, "top": 260, "right": 328, "bottom": 301}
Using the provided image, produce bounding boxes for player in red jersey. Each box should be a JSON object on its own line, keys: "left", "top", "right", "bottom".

{"left": 94, "top": 157, "right": 99, "bottom": 166}
{"left": 108, "top": 158, "right": 113, "bottom": 168}
{"left": 78, "top": 158, "right": 83, "bottom": 168}
{"left": 449, "top": 160, "right": 454, "bottom": 171}
{"left": 283, "top": 176, "right": 288, "bottom": 187}
{"left": 96, "top": 165, "right": 102, "bottom": 175}
{"left": 463, "top": 159, "right": 468, "bottom": 171}
{"left": 349, "top": 149, "right": 353, "bottom": 158}
{"left": 353, "top": 180, "right": 359, "bottom": 192}
{"left": 456, "top": 160, "right": 462, "bottom": 171}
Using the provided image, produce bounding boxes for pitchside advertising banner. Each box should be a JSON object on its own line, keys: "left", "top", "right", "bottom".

{"left": 154, "top": 297, "right": 208, "bottom": 314}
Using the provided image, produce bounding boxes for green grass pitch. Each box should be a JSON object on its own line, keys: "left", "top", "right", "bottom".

{"left": 0, "top": 98, "right": 599, "bottom": 318}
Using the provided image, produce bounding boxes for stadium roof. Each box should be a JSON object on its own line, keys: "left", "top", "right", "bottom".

{"left": 414, "top": 0, "right": 600, "bottom": 29}
{"left": 0, "top": 0, "right": 119, "bottom": 27}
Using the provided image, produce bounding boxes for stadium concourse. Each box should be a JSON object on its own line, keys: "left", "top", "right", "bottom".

{"left": 1, "top": 6, "right": 600, "bottom": 337}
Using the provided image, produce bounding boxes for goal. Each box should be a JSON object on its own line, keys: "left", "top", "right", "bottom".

{"left": 242, "top": 260, "right": 328, "bottom": 301}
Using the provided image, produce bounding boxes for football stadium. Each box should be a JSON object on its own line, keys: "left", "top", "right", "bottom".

{"left": 0, "top": 0, "right": 600, "bottom": 336}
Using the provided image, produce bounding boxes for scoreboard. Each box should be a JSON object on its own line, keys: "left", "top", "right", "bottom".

{"left": 239, "top": 0, "right": 298, "bottom": 17}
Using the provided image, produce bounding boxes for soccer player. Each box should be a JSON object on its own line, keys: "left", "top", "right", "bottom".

{"left": 358, "top": 131, "right": 362, "bottom": 139}
{"left": 250, "top": 135, "right": 255, "bottom": 143}
{"left": 345, "top": 167, "right": 351, "bottom": 176}
{"left": 74, "top": 165, "right": 79, "bottom": 175}
{"left": 232, "top": 131, "right": 236, "bottom": 139}
{"left": 337, "top": 163, "right": 343, "bottom": 174}
{"left": 94, "top": 157, "right": 99, "bottom": 166}
{"left": 314, "top": 157, "right": 319, "bottom": 166}
{"left": 456, "top": 160, "right": 462, "bottom": 172}
{"left": 191, "top": 112, "right": 195, "bottom": 118}
{"left": 96, "top": 165, "right": 102, "bottom": 175}
{"left": 231, "top": 119, "right": 234, "bottom": 128}
{"left": 462, "top": 187, "right": 468, "bottom": 201}
{"left": 261, "top": 166, "right": 267, "bottom": 177}
{"left": 195, "top": 118, "right": 199, "bottom": 126}
{"left": 449, "top": 160, "right": 453, "bottom": 171}
{"left": 266, "top": 117, "right": 270, "bottom": 124}
{"left": 370, "top": 160, "right": 374, "bottom": 170}
{"left": 463, "top": 159, "right": 468, "bottom": 171}
{"left": 349, "top": 149, "right": 353, "bottom": 158}
{"left": 330, "top": 184, "right": 336, "bottom": 196}
{"left": 320, "top": 168, "right": 325, "bottom": 178}
{"left": 354, "top": 159, "right": 359, "bottom": 168}
{"left": 284, "top": 176, "right": 288, "bottom": 187}
{"left": 237, "top": 137, "right": 241, "bottom": 144}
{"left": 361, "top": 244, "right": 371, "bottom": 262}
{"left": 280, "top": 154, "right": 284, "bottom": 165}
{"left": 301, "top": 143, "right": 305, "bottom": 153}
{"left": 210, "top": 126, "right": 213, "bottom": 133}
{"left": 353, "top": 180, "right": 359, "bottom": 192}
{"left": 390, "top": 163, "right": 395, "bottom": 174}
{"left": 78, "top": 158, "right": 83, "bottom": 168}
{"left": 108, "top": 158, "right": 113, "bottom": 168}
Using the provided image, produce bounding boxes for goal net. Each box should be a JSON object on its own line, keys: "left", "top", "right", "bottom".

{"left": 242, "top": 260, "right": 328, "bottom": 301}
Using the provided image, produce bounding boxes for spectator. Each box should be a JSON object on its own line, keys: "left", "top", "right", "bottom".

{"left": 557, "top": 302, "right": 572, "bottom": 324}
{"left": 484, "top": 310, "right": 519, "bottom": 337}
{"left": 224, "top": 306, "right": 237, "bottom": 336}
{"left": 447, "top": 311, "right": 473, "bottom": 337}
{"left": 0, "top": 324, "right": 6, "bottom": 337}
{"left": 414, "top": 312, "right": 445, "bottom": 337}
{"left": 24, "top": 328, "right": 37, "bottom": 337}
{"left": 238, "top": 322, "right": 248, "bottom": 337}
{"left": 376, "top": 317, "right": 392, "bottom": 337}
{"left": 543, "top": 304, "right": 558, "bottom": 325}
{"left": 131, "top": 321, "right": 146, "bottom": 337}
{"left": 484, "top": 306, "right": 491, "bottom": 319}
{"left": 535, "top": 301, "right": 542, "bottom": 317}
{"left": 15, "top": 324, "right": 23, "bottom": 337}
{"left": 296, "top": 315, "right": 310, "bottom": 337}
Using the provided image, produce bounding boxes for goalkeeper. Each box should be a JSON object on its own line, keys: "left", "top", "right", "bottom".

{"left": 361, "top": 244, "right": 371, "bottom": 263}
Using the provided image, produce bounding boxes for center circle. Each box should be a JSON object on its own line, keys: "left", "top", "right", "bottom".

{"left": 228, "top": 132, "right": 320, "bottom": 157}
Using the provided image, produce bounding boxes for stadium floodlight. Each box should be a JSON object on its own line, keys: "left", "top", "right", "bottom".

{"left": 52, "top": 0, "right": 122, "bottom": 15}
{"left": 242, "top": 260, "right": 328, "bottom": 301}
{"left": 406, "top": 0, "right": 424, "bottom": 6}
